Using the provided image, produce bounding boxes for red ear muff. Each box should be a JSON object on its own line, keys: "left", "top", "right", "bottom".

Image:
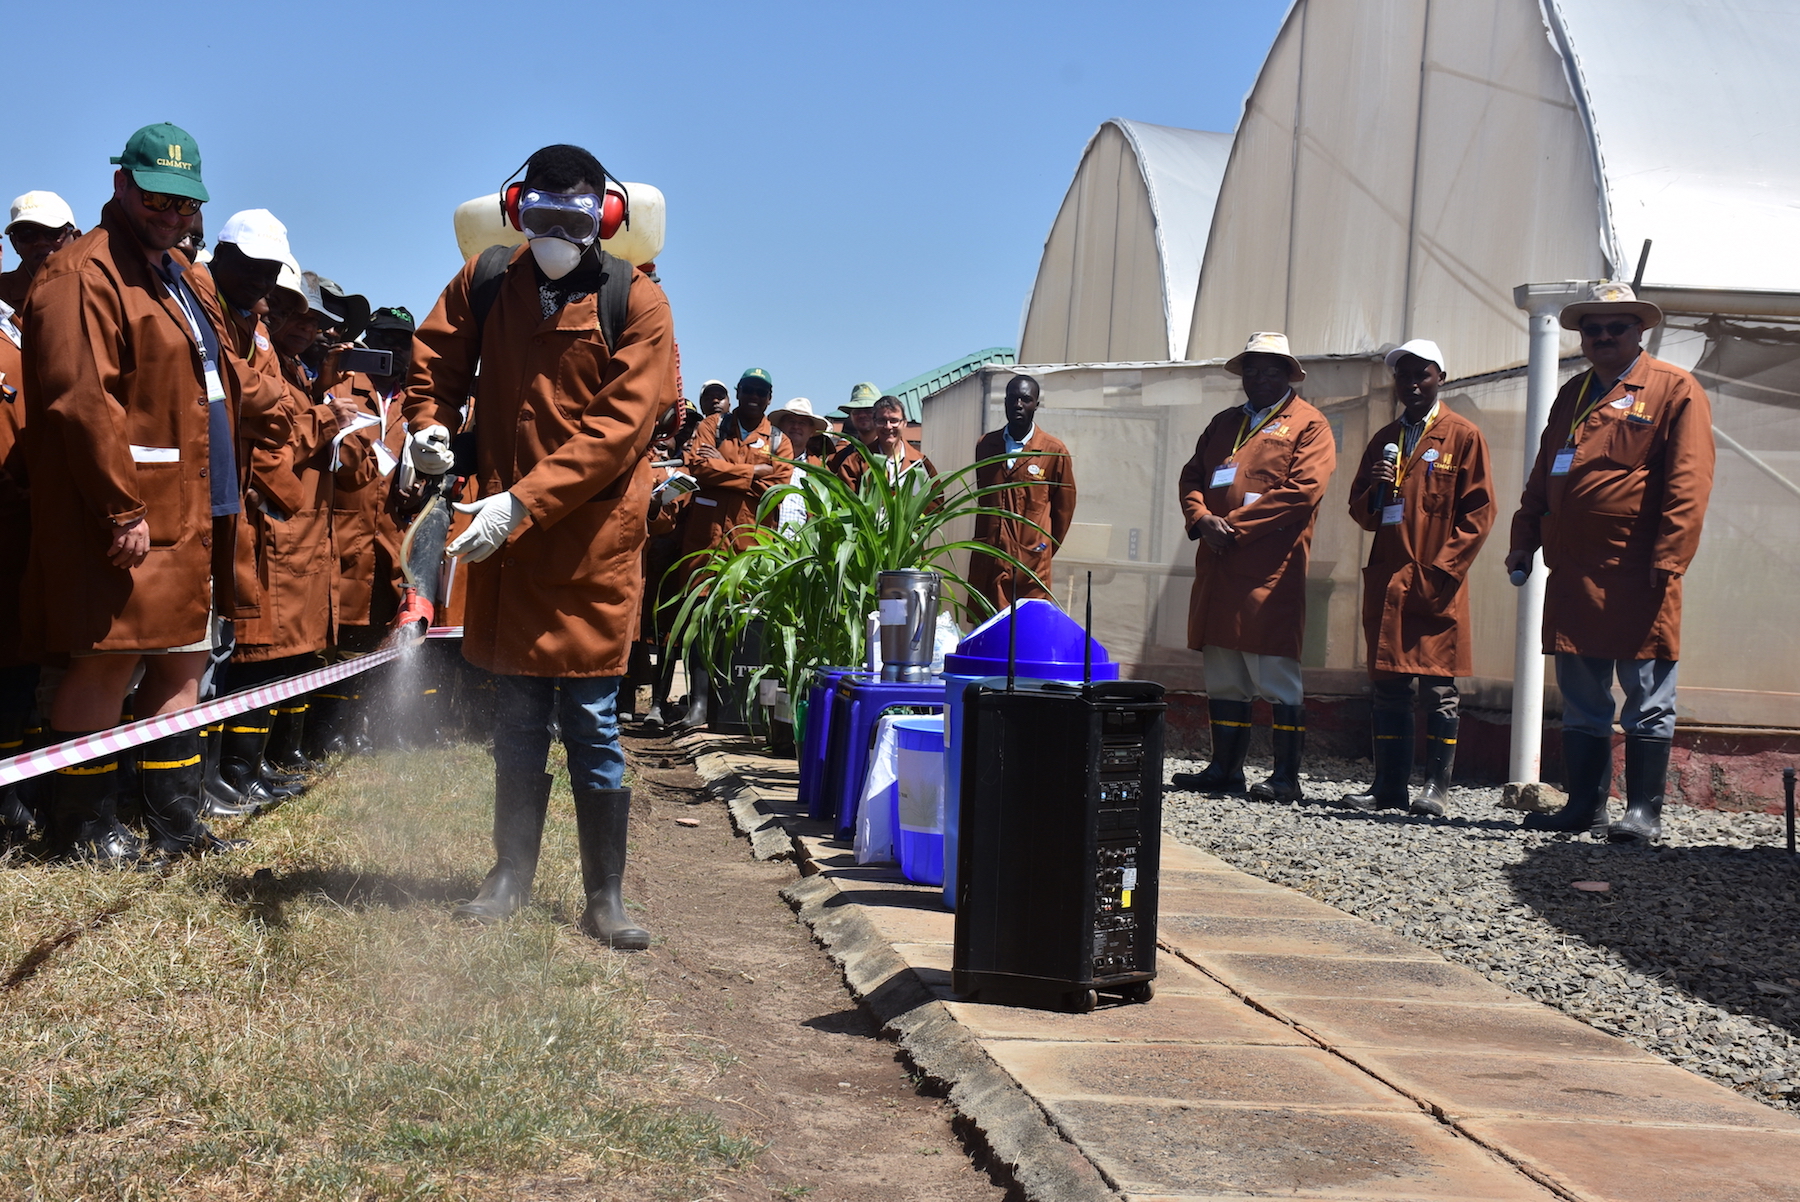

{"left": 599, "top": 185, "right": 627, "bottom": 241}
{"left": 501, "top": 182, "right": 526, "bottom": 231}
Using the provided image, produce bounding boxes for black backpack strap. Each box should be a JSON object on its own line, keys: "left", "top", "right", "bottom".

{"left": 469, "top": 244, "right": 515, "bottom": 345}
{"left": 596, "top": 249, "right": 633, "bottom": 356}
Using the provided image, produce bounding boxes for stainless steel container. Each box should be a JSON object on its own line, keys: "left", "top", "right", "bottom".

{"left": 877, "top": 569, "right": 941, "bottom": 682}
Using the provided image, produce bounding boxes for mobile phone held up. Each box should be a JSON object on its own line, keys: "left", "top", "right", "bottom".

{"left": 337, "top": 347, "right": 393, "bottom": 376}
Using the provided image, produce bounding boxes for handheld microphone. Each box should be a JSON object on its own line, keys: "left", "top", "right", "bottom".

{"left": 1510, "top": 568, "right": 1529, "bottom": 586}
{"left": 1375, "top": 442, "right": 1400, "bottom": 513}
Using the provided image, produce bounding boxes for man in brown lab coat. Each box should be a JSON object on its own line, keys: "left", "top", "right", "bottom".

{"left": 406, "top": 143, "right": 676, "bottom": 948}
{"left": 1506, "top": 283, "right": 1714, "bottom": 844}
{"left": 832, "top": 395, "right": 936, "bottom": 490}
{"left": 0, "top": 248, "right": 35, "bottom": 842}
{"left": 1173, "top": 333, "right": 1336, "bottom": 803}
{"left": 967, "top": 374, "right": 1076, "bottom": 614}
{"left": 1341, "top": 340, "right": 1494, "bottom": 817}
{"left": 23, "top": 123, "right": 286, "bottom": 861}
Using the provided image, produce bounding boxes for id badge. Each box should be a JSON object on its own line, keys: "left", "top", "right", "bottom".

{"left": 1550, "top": 448, "right": 1575, "bottom": 476}
{"left": 203, "top": 362, "right": 227, "bottom": 404}
{"left": 1381, "top": 501, "right": 1405, "bottom": 526}
{"left": 1209, "top": 464, "right": 1237, "bottom": 489}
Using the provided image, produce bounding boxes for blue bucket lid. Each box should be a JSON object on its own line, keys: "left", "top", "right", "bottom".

{"left": 944, "top": 598, "right": 1119, "bottom": 680}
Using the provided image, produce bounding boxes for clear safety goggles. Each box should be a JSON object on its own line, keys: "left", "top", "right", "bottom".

{"left": 517, "top": 189, "right": 603, "bottom": 245}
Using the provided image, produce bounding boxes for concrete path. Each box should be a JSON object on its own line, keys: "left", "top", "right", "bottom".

{"left": 671, "top": 732, "right": 1800, "bottom": 1202}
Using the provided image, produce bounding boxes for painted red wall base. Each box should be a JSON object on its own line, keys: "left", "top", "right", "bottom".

{"left": 1164, "top": 692, "right": 1799, "bottom": 815}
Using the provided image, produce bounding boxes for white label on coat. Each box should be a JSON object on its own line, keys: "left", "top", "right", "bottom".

{"left": 1243, "top": 492, "right": 1262, "bottom": 505}
{"left": 1026, "top": 463, "right": 1043, "bottom": 476}
{"left": 1611, "top": 397, "right": 1633, "bottom": 409}
{"left": 1381, "top": 501, "right": 1405, "bottom": 525}
{"left": 372, "top": 440, "right": 398, "bottom": 477}
{"left": 129, "top": 445, "right": 179, "bottom": 464}
{"left": 1551, "top": 448, "right": 1575, "bottom": 476}
{"left": 878, "top": 599, "right": 909, "bottom": 625}
{"left": 1210, "top": 464, "right": 1237, "bottom": 488}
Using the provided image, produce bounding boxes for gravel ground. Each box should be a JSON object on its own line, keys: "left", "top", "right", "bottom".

{"left": 1163, "top": 753, "right": 1800, "bottom": 1111}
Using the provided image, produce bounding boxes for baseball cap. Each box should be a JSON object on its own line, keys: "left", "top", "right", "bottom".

{"left": 216, "top": 209, "right": 291, "bottom": 265}
{"left": 1383, "top": 338, "right": 1447, "bottom": 377}
{"left": 366, "top": 306, "right": 416, "bottom": 331}
{"left": 110, "top": 122, "right": 209, "bottom": 202}
{"left": 7, "top": 191, "right": 77, "bottom": 235}
{"left": 738, "top": 367, "right": 773, "bottom": 389}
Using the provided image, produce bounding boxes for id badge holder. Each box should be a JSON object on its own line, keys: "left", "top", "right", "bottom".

{"left": 1550, "top": 447, "right": 1575, "bottom": 476}
{"left": 203, "top": 361, "right": 228, "bottom": 404}
{"left": 1381, "top": 501, "right": 1405, "bottom": 526}
{"left": 1209, "top": 463, "right": 1237, "bottom": 489}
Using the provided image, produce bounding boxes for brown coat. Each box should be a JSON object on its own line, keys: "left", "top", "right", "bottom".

{"left": 20, "top": 203, "right": 284, "bottom": 653}
{"left": 328, "top": 372, "right": 408, "bottom": 629}
{"left": 967, "top": 426, "right": 1077, "bottom": 609}
{"left": 407, "top": 246, "right": 676, "bottom": 678}
{"left": 1509, "top": 354, "right": 1714, "bottom": 661}
{"left": 830, "top": 440, "right": 937, "bottom": 491}
{"left": 681, "top": 411, "right": 794, "bottom": 557}
{"left": 1347, "top": 407, "right": 1495, "bottom": 676}
{"left": 0, "top": 320, "right": 31, "bottom": 666}
{"left": 1178, "top": 394, "right": 1337, "bottom": 659}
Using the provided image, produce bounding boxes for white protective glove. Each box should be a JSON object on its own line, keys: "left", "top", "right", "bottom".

{"left": 447, "top": 491, "right": 527, "bottom": 563}
{"left": 409, "top": 424, "right": 455, "bottom": 476}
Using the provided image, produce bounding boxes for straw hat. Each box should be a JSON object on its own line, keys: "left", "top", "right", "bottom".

{"left": 1224, "top": 331, "right": 1306, "bottom": 382}
{"left": 1559, "top": 280, "right": 1662, "bottom": 332}
{"left": 774, "top": 397, "right": 830, "bottom": 433}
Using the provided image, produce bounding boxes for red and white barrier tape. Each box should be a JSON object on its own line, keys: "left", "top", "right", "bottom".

{"left": 0, "top": 625, "right": 463, "bottom": 788}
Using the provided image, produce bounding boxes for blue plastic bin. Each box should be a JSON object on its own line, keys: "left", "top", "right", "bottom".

{"left": 893, "top": 716, "right": 947, "bottom": 886}
{"left": 942, "top": 600, "right": 1118, "bottom": 909}
{"left": 798, "top": 667, "right": 862, "bottom": 820}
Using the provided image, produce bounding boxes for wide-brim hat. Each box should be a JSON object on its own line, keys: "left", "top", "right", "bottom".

{"left": 774, "top": 397, "right": 830, "bottom": 433}
{"left": 309, "top": 273, "right": 369, "bottom": 340}
{"left": 1224, "top": 331, "right": 1306, "bottom": 382}
{"left": 843, "top": 381, "right": 881, "bottom": 410}
{"left": 1559, "top": 280, "right": 1662, "bottom": 331}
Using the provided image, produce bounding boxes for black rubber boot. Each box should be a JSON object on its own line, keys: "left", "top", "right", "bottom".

{"left": 454, "top": 770, "right": 554, "bottom": 923}
{"left": 249, "top": 710, "right": 308, "bottom": 797}
{"left": 140, "top": 732, "right": 245, "bottom": 856}
{"left": 220, "top": 721, "right": 290, "bottom": 811}
{"left": 1609, "top": 735, "right": 1669, "bottom": 845}
{"left": 574, "top": 787, "right": 651, "bottom": 949}
{"left": 1342, "top": 708, "right": 1413, "bottom": 811}
{"left": 305, "top": 691, "right": 351, "bottom": 759}
{"left": 1524, "top": 730, "right": 1613, "bottom": 832}
{"left": 1250, "top": 704, "right": 1307, "bottom": 804}
{"left": 1412, "top": 714, "right": 1458, "bottom": 817}
{"left": 0, "top": 707, "right": 36, "bottom": 840}
{"left": 199, "top": 722, "right": 261, "bottom": 819}
{"left": 1170, "top": 699, "right": 1253, "bottom": 794}
{"left": 42, "top": 736, "right": 144, "bottom": 865}
{"left": 642, "top": 651, "right": 681, "bottom": 730}
{"left": 674, "top": 661, "right": 711, "bottom": 733}
{"left": 267, "top": 703, "right": 320, "bottom": 774}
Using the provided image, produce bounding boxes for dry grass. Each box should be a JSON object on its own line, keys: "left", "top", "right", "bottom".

{"left": 0, "top": 743, "right": 757, "bottom": 1200}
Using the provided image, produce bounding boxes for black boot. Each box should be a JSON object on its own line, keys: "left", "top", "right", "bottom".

{"left": 1524, "top": 730, "right": 1613, "bottom": 832}
{"left": 306, "top": 691, "right": 350, "bottom": 759}
{"left": 1250, "top": 704, "right": 1307, "bottom": 803}
{"left": 454, "top": 770, "right": 553, "bottom": 923}
{"left": 219, "top": 721, "right": 290, "bottom": 811}
{"left": 249, "top": 710, "right": 308, "bottom": 797}
{"left": 1412, "top": 714, "right": 1458, "bottom": 817}
{"left": 574, "top": 787, "right": 650, "bottom": 949}
{"left": 674, "top": 661, "right": 710, "bottom": 733}
{"left": 199, "top": 721, "right": 261, "bottom": 819}
{"left": 642, "top": 651, "right": 681, "bottom": 730}
{"left": 1342, "top": 709, "right": 1413, "bottom": 811}
{"left": 0, "top": 707, "right": 36, "bottom": 841}
{"left": 1171, "top": 699, "right": 1253, "bottom": 794}
{"left": 140, "top": 732, "right": 245, "bottom": 855}
{"left": 267, "top": 704, "right": 320, "bottom": 774}
{"left": 1609, "top": 735, "right": 1669, "bottom": 845}
{"left": 42, "top": 736, "right": 143, "bottom": 865}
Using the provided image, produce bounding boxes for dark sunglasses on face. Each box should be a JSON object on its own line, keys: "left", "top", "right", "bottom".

{"left": 10, "top": 225, "right": 74, "bottom": 245}
{"left": 138, "top": 190, "right": 203, "bottom": 217}
{"left": 1581, "top": 320, "right": 1639, "bottom": 338}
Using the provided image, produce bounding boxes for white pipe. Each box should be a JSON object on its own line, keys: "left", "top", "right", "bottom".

{"left": 1508, "top": 282, "right": 1597, "bottom": 782}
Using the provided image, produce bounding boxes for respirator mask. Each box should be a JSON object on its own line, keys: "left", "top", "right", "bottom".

{"left": 518, "top": 189, "right": 602, "bottom": 280}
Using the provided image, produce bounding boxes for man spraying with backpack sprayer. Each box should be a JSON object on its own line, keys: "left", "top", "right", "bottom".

{"left": 404, "top": 144, "right": 676, "bottom": 948}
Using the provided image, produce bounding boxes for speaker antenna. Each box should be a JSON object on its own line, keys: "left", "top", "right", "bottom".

{"left": 1006, "top": 574, "right": 1019, "bottom": 694}
{"left": 1083, "top": 570, "right": 1093, "bottom": 686}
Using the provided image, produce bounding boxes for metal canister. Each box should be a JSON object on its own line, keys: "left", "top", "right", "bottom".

{"left": 877, "top": 569, "right": 941, "bottom": 682}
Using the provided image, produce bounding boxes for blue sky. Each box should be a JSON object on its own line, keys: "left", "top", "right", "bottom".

{"left": 10, "top": 0, "right": 1288, "bottom": 409}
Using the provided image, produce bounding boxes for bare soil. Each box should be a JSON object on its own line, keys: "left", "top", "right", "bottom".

{"left": 621, "top": 730, "right": 1012, "bottom": 1202}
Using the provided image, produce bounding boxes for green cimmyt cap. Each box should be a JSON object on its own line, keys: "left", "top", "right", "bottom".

{"left": 843, "top": 381, "right": 880, "bottom": 410}
{"left": 110, "top": 123, "right": 209, "bottom": 202}
{"left": 738, "top": 367, "right": 773, "bottom": 389}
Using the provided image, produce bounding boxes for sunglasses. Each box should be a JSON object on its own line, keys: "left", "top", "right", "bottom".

{"left": 1580, "top": 319, "right": 1640, "bottom": 338}
{"left": 137, "top": 189, "right": 202, "bottom": 217}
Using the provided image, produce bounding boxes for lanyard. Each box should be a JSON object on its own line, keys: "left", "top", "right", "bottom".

{"left": 1230, "top": 394, "right": 1290, "bottom": 459}
{"left": 1565, "top": 373, "right": 1610, "bottom": 446}
{"left": 157, "top": 260, "right": 210, "bottom": 357}
{"left": 1393, "top": 401, "right": 1439, "bottom": 488}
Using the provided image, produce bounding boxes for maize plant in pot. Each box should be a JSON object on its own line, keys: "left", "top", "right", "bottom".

{"left": 665, "top": 446, "right": 1054, "bottom": 736}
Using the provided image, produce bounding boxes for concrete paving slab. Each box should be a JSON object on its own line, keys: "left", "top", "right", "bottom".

{"left": 1158, "top": 844, "right": 1235, "bottom": 872}
{"left": 945, "top": 994, "right": 1311, "bottom": 1045}
{"left": 1461, "top": 1118, "right": 1800, "bottom": 1202}
{"left": 1137, "top": 955, "right": 1233, "bottom": 997}
{"left": 1201, "top": 952, "right": 1531, "bottom": 1004}
{"left": 1280, "top": 998, "right": 1664, "bottom": 1061}
{"left": 1366, "top": 1050, "right": 1800, "bottom": 1129}
{"left": 986, "top": 1041, "right": 1415, "bottom": 1110}
{"left": 1160, "top": 913, "right": 1442, "bottom": 959}
{"left": 1158, "top": 867, "right": 1291, "bottom": 893}
{"left": 1046, "top": 1099, "right": 1557, "bottom": 1199}
{"left": 1157, "top": 888, "right": 1360, "bottom": 920}
{"left": 856, "top": 899, "right": 955, "bottom": 946}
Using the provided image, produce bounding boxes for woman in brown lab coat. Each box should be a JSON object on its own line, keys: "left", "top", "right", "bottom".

{"left": 1341, "top": 340, "right": 1494, "bottom": 817}
{"left": 1173, "top": 333, "right": 1336, "bottom": 804}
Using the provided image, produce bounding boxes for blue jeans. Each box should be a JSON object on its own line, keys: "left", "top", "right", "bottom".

{"left": 493, "top": 675, "right": 625, "bottom": 791}
{"left": 1556, "top": 654, "right": 1678, "bottom": 740}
